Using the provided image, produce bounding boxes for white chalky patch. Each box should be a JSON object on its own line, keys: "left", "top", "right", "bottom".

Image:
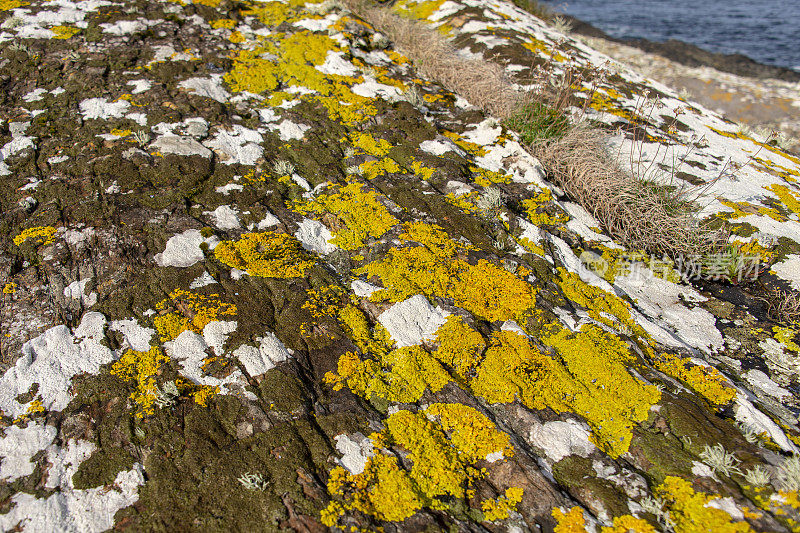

{"left": 316, "top": 50, "right": 359, "bottom": 77}
{"left": 1, "top": 122, "right": 36, "bottom": 175}
{"left": 351, "top": 280, "right": 381, "bottom": 297}
{"left": 462, "top": 120, "right": 501, "bottom": 145}
{"left": 178, "top": 76, "right": 231, "bottom": 103}
{"left": 420, "top": 139, "right": 457, "bottom": 156}
{"left": 691, "top": 461, "right": 717, "bottom": 479}
{"left": 216, "top": 183, "right": 244, "bottom": 195}
{"left": 109, "top": 319, "right": 155, "bottom": 352}
{"left": 149, "top": 135, "right": 212, "bottom": 158}
{"left": 528, "top": 419, "right": 596, "bottom": 463}
{"left": 0, "top": 423, "right": 56, "bottom": 482}
{"left": 500, "top": 320, "right": 528, "bottom": 337}
{"left": 734, "top": 392, "right": 797, "bottom": 453}
{"left": 0, "top": 312, "right": 113, "bottom": 419}
{"left": 167, "top": 329, "right": 253, "bottom": 398}
{"left": 268, "top": 119, "right": 311, "bottom": 141}
{"left": 0, "top": 436, "right": 144, "bottom": 533}
{"left": 334, "top": 434, "right": 374, "bottom": 475}
{"left": 78, "top": 98, "right": 130, "bottom": 120}
{"left": 203, "top": 321, "right": 238, "bottom": 356}
{"left": 247, "top": 210, "right": 280, "bottom": 231}
{"left": 771, "top": 255, "right": 800, "bottom": 290}
{"left": 189, "top": 271, "right": 217, "bottom": 289}
{"left": 47, "top": 155, "right": 69, "bottom": 164}
{"left": 706, "top": 497, "right": 744, "bottom": 521}
{"left": 23, "top": 88, "right": 47, "bottom": 102}
{"left": 127, "top": 79, "right": 152, "bottom": 94}
{"left": 154, "top": 229, "right": 218, "bottom": 268}
{"left": 294, "top": 13, "right": 339, "bottom": 32}
{"left": 232, "top": 332, "right": 291, "bottom": 376}
{"left": 744, "top": 369, "right": 791, "bottom": 400}
{"left": 351, "top": 78, "right": 402, "bottom": 99}
{"left": 378, "top": 295, "right": 450, "bottom": 348}
{"left": 64, "top": 279, "right": 97, "bottom": 307}
{"left": 614, "top": 273, "right": 724, "bottom": 354}
{"left": 295, "top": 218, "right": 337, "bottom": 255}
{"left": 204, "top": 126, "right": 263, "bottom": 165}
{"left": 205, "top": 205, "right": 241, "bottom": 230}
{"left": 100, "top": 19, "right": 155, "bottom": 35}
{"left": 475, "top": 140, "right": 546, "bottom": 185}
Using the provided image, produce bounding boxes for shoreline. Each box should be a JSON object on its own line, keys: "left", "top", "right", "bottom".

{"left": 562, "top": 14, "right": 800, "bottom": 83}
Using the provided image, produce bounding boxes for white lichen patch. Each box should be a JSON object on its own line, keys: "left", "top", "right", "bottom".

{"left": 295, "top": 218, "right": 337, "bottom": 255}
{"left": 78, "top": 98, "right": 130, "bottom": 120}
{"left": 528, "top": 419, "right": 596, "bottom": 463}
{"left": 377, "top": 295, "right": 450, "bottom": 348}
{"left": 0, "top": 312, "right": 113, "bottom": 419}
{"left": 0, "top": 423, "right": 57, "bottom": 482}
{"left": 149, "top": 135, "right": 212, "bottom": 158}
{"left": 204, "top": 205, "right": 241, "bottom": 231}
{"left": 63, "top": 278, "right": 97, "bottom": 307}
{"left": 109, "top": 319, "right": 155, "bottom": 352}
{"left": 203, "top": 126, "right": 263, "bottom": 165}
{"left": 232, "top": 332, "right": 291, "bottom": 377}
{"left": 178, "top": 75, "right": 231, "bottom": 103}
{"left": 154, "top": 229, "right": 219, "bottom": 268}
{"left": 0, "top": 437, "right": 145, "bottom": 533}
{"left": 334, "top": 433, "right": 374, "bottom": 475}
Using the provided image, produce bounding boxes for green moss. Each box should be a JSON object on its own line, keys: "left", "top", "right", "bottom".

{"left": 72, "top": 447, "right": 135, "bottom": 490}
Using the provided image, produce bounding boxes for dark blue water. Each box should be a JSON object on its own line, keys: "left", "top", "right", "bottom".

{"left": 540, "top": 0, "right": 800, "bottom": 72}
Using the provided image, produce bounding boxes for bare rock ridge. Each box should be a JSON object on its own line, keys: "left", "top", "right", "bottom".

{"left": 1, "top": 0, "right": 800, "bottom": 531}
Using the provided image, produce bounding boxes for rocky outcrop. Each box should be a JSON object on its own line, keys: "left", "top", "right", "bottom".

{"left": 1, "top": 0, "right": 800, "bottom": 531}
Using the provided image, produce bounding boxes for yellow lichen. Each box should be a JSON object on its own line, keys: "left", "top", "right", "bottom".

{"left": 766, "top": 184, "right": 800, "bottom": 218}
{"left": 152, "top": 289, "right": 237, "bottom": 342}
{"left": 210, "top": 18, "right": 236, "bottom": 29}
{"left": 432, "top": 315, "right": 486, "bottom": 379}
{"left": 393, "top": 0, "right": 448, "bottom": 20}
{"left": 523, "top": 189, "right": 569, "bottom": 227}
{"left": 293, "top": 182, "right": 398, "bottom": 250}
{"left": 192, "top": 385, "right": 219, "bottom": 407}
{"left": 655, "top": 476, "right": 753, "bottom": 532}
{"left": 51, "top": 25, "right": 80, "bottom": 39}
{"left": 359, "top": 158, "right": 402, "bottom": 180}
{"left": 323, "top": 403, "right": 515, "bottom": 525}
{"left": 111, "top": 346, "right": 170, "bottom": 418}
{"left": 214, "top": 232, "right": 315, "bottom": 278}
{"left": 553, "top": 507, "right": 657, "bottom": 533}
{"left": 482, "top": 487, "right": 524, "bottom": 521}
{"left": 0, "top": 0, "right": 28, "bottom": 9}
{"left": 2, "top": 282, "right": 17, "bottom": 294}
{"left": 357, "top": 222, "right": 536, "bottom": 322}
{"left": 655, "top": 353, "right": 736, "bottom": 406}
{"left": 13, "top": 226, "right": 57, "bottom": 247}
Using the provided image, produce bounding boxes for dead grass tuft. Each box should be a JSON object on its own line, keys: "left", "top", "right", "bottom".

{"left": 344, "top": 0, "right": 521, "bottom": 117}
{"left": 346, "top": 0, "right": 721, "bottom": 258}
{"left": 530, "top": 124, "right": 721, "bottom": 257}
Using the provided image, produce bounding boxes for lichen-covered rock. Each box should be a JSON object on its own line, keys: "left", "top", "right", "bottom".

{"left": 1, "top": 0, "right": 800, "bottom": 531}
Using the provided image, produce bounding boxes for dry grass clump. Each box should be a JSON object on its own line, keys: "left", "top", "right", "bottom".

{"left": 531, "top": 124, "right": 719, "bottom": 257}
{"left": 344, "top": 0, "right": 521, "bottom": 118}
{"left": 345, "top": 0, "right": 719, "bottom": 259}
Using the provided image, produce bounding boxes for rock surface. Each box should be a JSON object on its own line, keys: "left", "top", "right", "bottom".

{"left": 1, "top": 0, "right": 800, "bottom": 531}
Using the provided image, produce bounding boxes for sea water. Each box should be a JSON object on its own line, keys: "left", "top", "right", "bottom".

{"left": 539, "top": 0, "right": 800, "bottom": 72}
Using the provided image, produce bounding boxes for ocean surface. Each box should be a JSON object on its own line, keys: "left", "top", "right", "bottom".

{"left": 539, "top": 0, "right": 800, "bottom": 72}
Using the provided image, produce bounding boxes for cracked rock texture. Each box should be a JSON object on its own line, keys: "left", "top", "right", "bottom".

{"left": 2, "top": 0, "right": 800, "bottom": 531}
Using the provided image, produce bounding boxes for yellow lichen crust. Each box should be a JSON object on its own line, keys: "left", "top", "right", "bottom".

{"left": 2, "top": 282, "right": 17, "bottom": 294}
{"left": 322, "top": 403, "right": 515, "bottom": 526}
{"left": 111, "top": 347, "right": 170, "bottom": 418}
{"left": 432, "top": 316, "right": 486, "bottom": 379}
{"left": 553, "top": 507, "right": 657, "bottom": 532}
{"left": 357, "top": 222, "right": 536, "bottom": 322}
{"left": 153, "top": 289, "right": 237, "bottom": 342}
{"left": 293, "top": 182, "right": 398, "bottom": 250}
{"left": 481, "top": 487, "right": 524, "bottom": 521}
{"left": 655, "top": 476, "right": 754, "bottom": 532}
{"left": 214, "top": 232, "right": 315, "bottom": 278}
{"left": 655, "top": 353, "right": 736, "bottom": 406}
{"left": 13, "top": 226, "right": 57, "bottom": 247}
